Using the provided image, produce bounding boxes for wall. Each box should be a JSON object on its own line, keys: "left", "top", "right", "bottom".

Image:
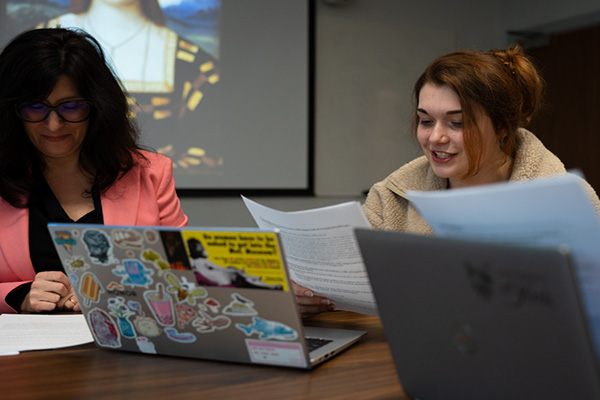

{"left": 181, "top": 0, "right": 599, "bottom": 227}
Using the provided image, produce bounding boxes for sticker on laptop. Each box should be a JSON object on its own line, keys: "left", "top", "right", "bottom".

{"left": 52, "top": 230, "right": 77, "bottom": 255}
{"left": 78, "top": 272, "right": 104, "bottom": 307}
{"left": 203, "top": 297, "right": 220, "bottom": 313}
{"left": 164, "top": 327, "right": 197, "bottom": 343}
{"left": 245, "top": 339, "right": 307, "bottom": 368}
{"left": 192, "top": 311, "right": 231, "bottom": 333}
{"left": 82, "top": 228, "right": 118, "bottom": 265}
{"left": 143, "top": 283, "right": 175, "bottom": 327}
{"left": 133, "top": 315, "right": 162, "bottom": 337}
{"left": 107, "top": 296, "right": 136, "bottom": 339}
{"left": 179, "top": 231, "right": 288, "bottom": 291}
{"left": 142, "top": 249, "right": 171, "bottom": 276}
{"left": 88, "top": 308, "right": 121, "bottom": 348}
{"left": 223, "top": 293, "right": 258, "bottom": 316}
{"left": 111, "top": 228, "right": 145, "bottom": 249}
{"left": 136, "top": 337, "right": 157, "bottom": 354}
{"left": 164, "top": 272, "right": 207, "bottom": 305}
{"left": 175, "top": 304, "right": 198, "bottom": 329}
{"left": 112, "top": 259, "right": 154, "bottom": 288}
{"left": 235, "top": 317, "right": 298, "bottom": 341}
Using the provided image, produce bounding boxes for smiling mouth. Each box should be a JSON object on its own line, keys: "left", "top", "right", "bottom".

{"left": 432, "top": 151, "right": 456, "bottom": 159}
{"left": 43, "top": 135, "right": 69, "bottom": 142}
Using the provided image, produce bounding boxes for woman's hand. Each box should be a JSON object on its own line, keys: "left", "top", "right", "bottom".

{"left": 20, "top": 271, "right": 81, "bottom": 313}
{"left": 292, "top": 281, "right": 335, "bottom": 319}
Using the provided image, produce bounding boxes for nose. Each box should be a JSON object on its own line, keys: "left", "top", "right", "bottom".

{"left": 44, "top": 109, "right": 64, "bottom": 131}
{"left": 428, "top": 122, "right": 448, "bottom": 144}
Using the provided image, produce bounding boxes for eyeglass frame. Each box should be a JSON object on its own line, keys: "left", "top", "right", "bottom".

{"left": 15, "top": 100, "right": 93, "bottom": 123}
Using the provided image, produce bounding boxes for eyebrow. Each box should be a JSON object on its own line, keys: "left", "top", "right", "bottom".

{"left": 417, "top": 108, "right": 462, "bottom": 115}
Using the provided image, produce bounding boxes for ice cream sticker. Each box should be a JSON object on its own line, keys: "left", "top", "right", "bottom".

{"left": 78, "top": 272, "right": 104, "bottom": 307}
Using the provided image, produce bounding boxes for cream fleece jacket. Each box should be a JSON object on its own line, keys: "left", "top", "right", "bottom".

{"left": 363, "top": 129, "right": 600, "bottom": 233}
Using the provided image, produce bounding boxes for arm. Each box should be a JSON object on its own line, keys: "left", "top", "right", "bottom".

{"left": 19, "top": 271, "right": 80, "bottom": 313}
{"left": 292, "top": 281, "right": 335, "bottom": 319}
{"left": 151, "top": 153, "right": 188, "bottom": 227}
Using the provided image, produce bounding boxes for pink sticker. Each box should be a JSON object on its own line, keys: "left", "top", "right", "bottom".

{"left": 245, "top": 339, "right": 307, "bottom": 368}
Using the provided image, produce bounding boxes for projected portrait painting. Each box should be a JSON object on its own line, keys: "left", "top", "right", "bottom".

{"left": 2, "top": 0, "right": 222, "bottom": 183}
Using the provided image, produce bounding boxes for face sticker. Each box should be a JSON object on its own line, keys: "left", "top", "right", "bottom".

{"left": 112, "top": 259, "right": 154, "bottom": 288}
{"left": 223, "top": 293, "right": 258, "bottom": 316}
{"left": 143, "top": 283, "right": 175, "bottom": 326}
{"left": 235, "top": 317, "right": 298, "bottom": 341}
{"left": 88, "top": 308, "right": 121, "bottom": 348}
{"left": 52, "top": 230, "right": 77, "bottom": 254}
{"left": 204, "top": 297, "right": 220, "bottom": 313}
{"left": 111, "top": 229, "right": 144, "bottom": 249}
{"left": 82, "top": 229, "right": 117, "bottom": 265}
{"left": 165, "top": 272, "right": 207, "bottom": 305}
{"left": 164, "top": 327, "right": 197, "bottom": 343}
{"left": 192, "top": 311, "right": 232, "bottom": 333}
{"left": 142, "top": 249, "right": 171, "bottom": 276}
{"left": 133, "top": 315, "right": 162, "bottom": 337}
{"left": 78, "top": 272, "right": 104, "bottom": 307}
{"left": 107, "top": 297, "right": 136, "bottom": 339}
{"left": 136, "top": 337, "right": 157, "bottom": 354}
{"left": 175, "top": 304, "right": 197, "bottom": 329}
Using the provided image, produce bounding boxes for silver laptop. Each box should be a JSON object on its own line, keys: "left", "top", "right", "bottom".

{"left": 355, "top": 228, "right": 600, "bottom": 400}
{"left": 47, "top": 223, "right": 365, "bottom": 369}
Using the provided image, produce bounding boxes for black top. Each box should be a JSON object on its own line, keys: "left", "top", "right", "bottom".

{"left": 5, "top": 171, "right": 103, "bottom": 311}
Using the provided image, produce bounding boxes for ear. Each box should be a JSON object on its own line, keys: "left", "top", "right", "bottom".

{"left": 496, "top": 127, "right": 508, "bottom": 140}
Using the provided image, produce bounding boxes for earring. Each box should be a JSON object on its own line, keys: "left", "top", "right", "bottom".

{"left": 499, "top": 136, "right": 506, "bottom": 149}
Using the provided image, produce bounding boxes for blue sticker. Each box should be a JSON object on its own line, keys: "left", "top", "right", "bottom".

{"left": 236, "top": 317, "right": 298, "bottom": 341}
{"left": 112, "top": 259, "right": 154, "bottom": 287}
{"left": 164, "top": 327, "right": 197, "bottom": 343}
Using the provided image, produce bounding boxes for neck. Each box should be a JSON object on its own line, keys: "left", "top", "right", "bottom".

{"left": 449, "top": 156, "right": 514, "bottom": 189}
{"left": 86, "top": 1, "right": 147, "bottom": 43}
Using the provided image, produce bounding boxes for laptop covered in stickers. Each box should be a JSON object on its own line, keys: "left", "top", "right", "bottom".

{"left": 46, "top": 223, "right": 366, "bottom": 369}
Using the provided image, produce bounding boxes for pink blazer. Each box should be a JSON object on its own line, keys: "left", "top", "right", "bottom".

{"left": 0, "top": 150, "right": 188, "bottom": 313}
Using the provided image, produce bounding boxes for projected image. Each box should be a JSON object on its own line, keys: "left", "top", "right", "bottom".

{"left": 2, "top": 0, "right": 222, "bottom": 182}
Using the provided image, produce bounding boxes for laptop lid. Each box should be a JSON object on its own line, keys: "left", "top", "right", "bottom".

{"left": 355, "top": 228, "right": 600, "bottom": 400}
{"left": 47, "top": 223, "right": 364, "bottom": 369}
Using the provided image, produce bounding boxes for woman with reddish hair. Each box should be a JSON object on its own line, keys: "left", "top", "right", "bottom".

{"left": 295, "top": 44, "right": 600, "bottom": 317}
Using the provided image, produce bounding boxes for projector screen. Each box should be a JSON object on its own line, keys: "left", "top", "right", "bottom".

{"left": 0, "top": 0, "right": 312, "bottom": 193}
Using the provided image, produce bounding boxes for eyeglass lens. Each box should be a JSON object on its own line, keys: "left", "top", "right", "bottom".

{"left": 18, "top": 101, "right": 91, "bottom": 123}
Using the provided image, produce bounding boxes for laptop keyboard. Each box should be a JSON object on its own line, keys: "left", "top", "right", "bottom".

{"left": 305, "top": 337, "right": 334, "bottom": 352}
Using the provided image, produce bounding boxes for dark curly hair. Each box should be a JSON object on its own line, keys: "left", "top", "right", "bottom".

{"left": 0, "top": 27, "right": 147, "bottom": 208}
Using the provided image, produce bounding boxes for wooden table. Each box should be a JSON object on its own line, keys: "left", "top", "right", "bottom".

{"left": 0, "top": 311, "right": 408, "bottom": 399}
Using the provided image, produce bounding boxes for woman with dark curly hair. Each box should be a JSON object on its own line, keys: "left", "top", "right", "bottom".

{"left": 0, "top": 28, "right": 188, "bottom": 314}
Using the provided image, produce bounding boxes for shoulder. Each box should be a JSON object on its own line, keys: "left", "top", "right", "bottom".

{"left": 133, "top": 150, "right": 173, "bottom": 169}
{"left": 511, "top": 129, "right": 566, "bottom": 180}
{"left": 363, "top": 156, "right": 440, "bottom": 232}
{"left": 118, "top": 150, "right": 174, "bottom": 184}
{"left": 372, "top": 156, "right": 444, "bottom": 196}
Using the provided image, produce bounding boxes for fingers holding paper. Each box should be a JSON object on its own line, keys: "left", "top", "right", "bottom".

{"left": 21, "top": 271, "right": 80, "bottom": 313}
{"left": 292, "top": 280, "right": 335, "bottom": 318}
